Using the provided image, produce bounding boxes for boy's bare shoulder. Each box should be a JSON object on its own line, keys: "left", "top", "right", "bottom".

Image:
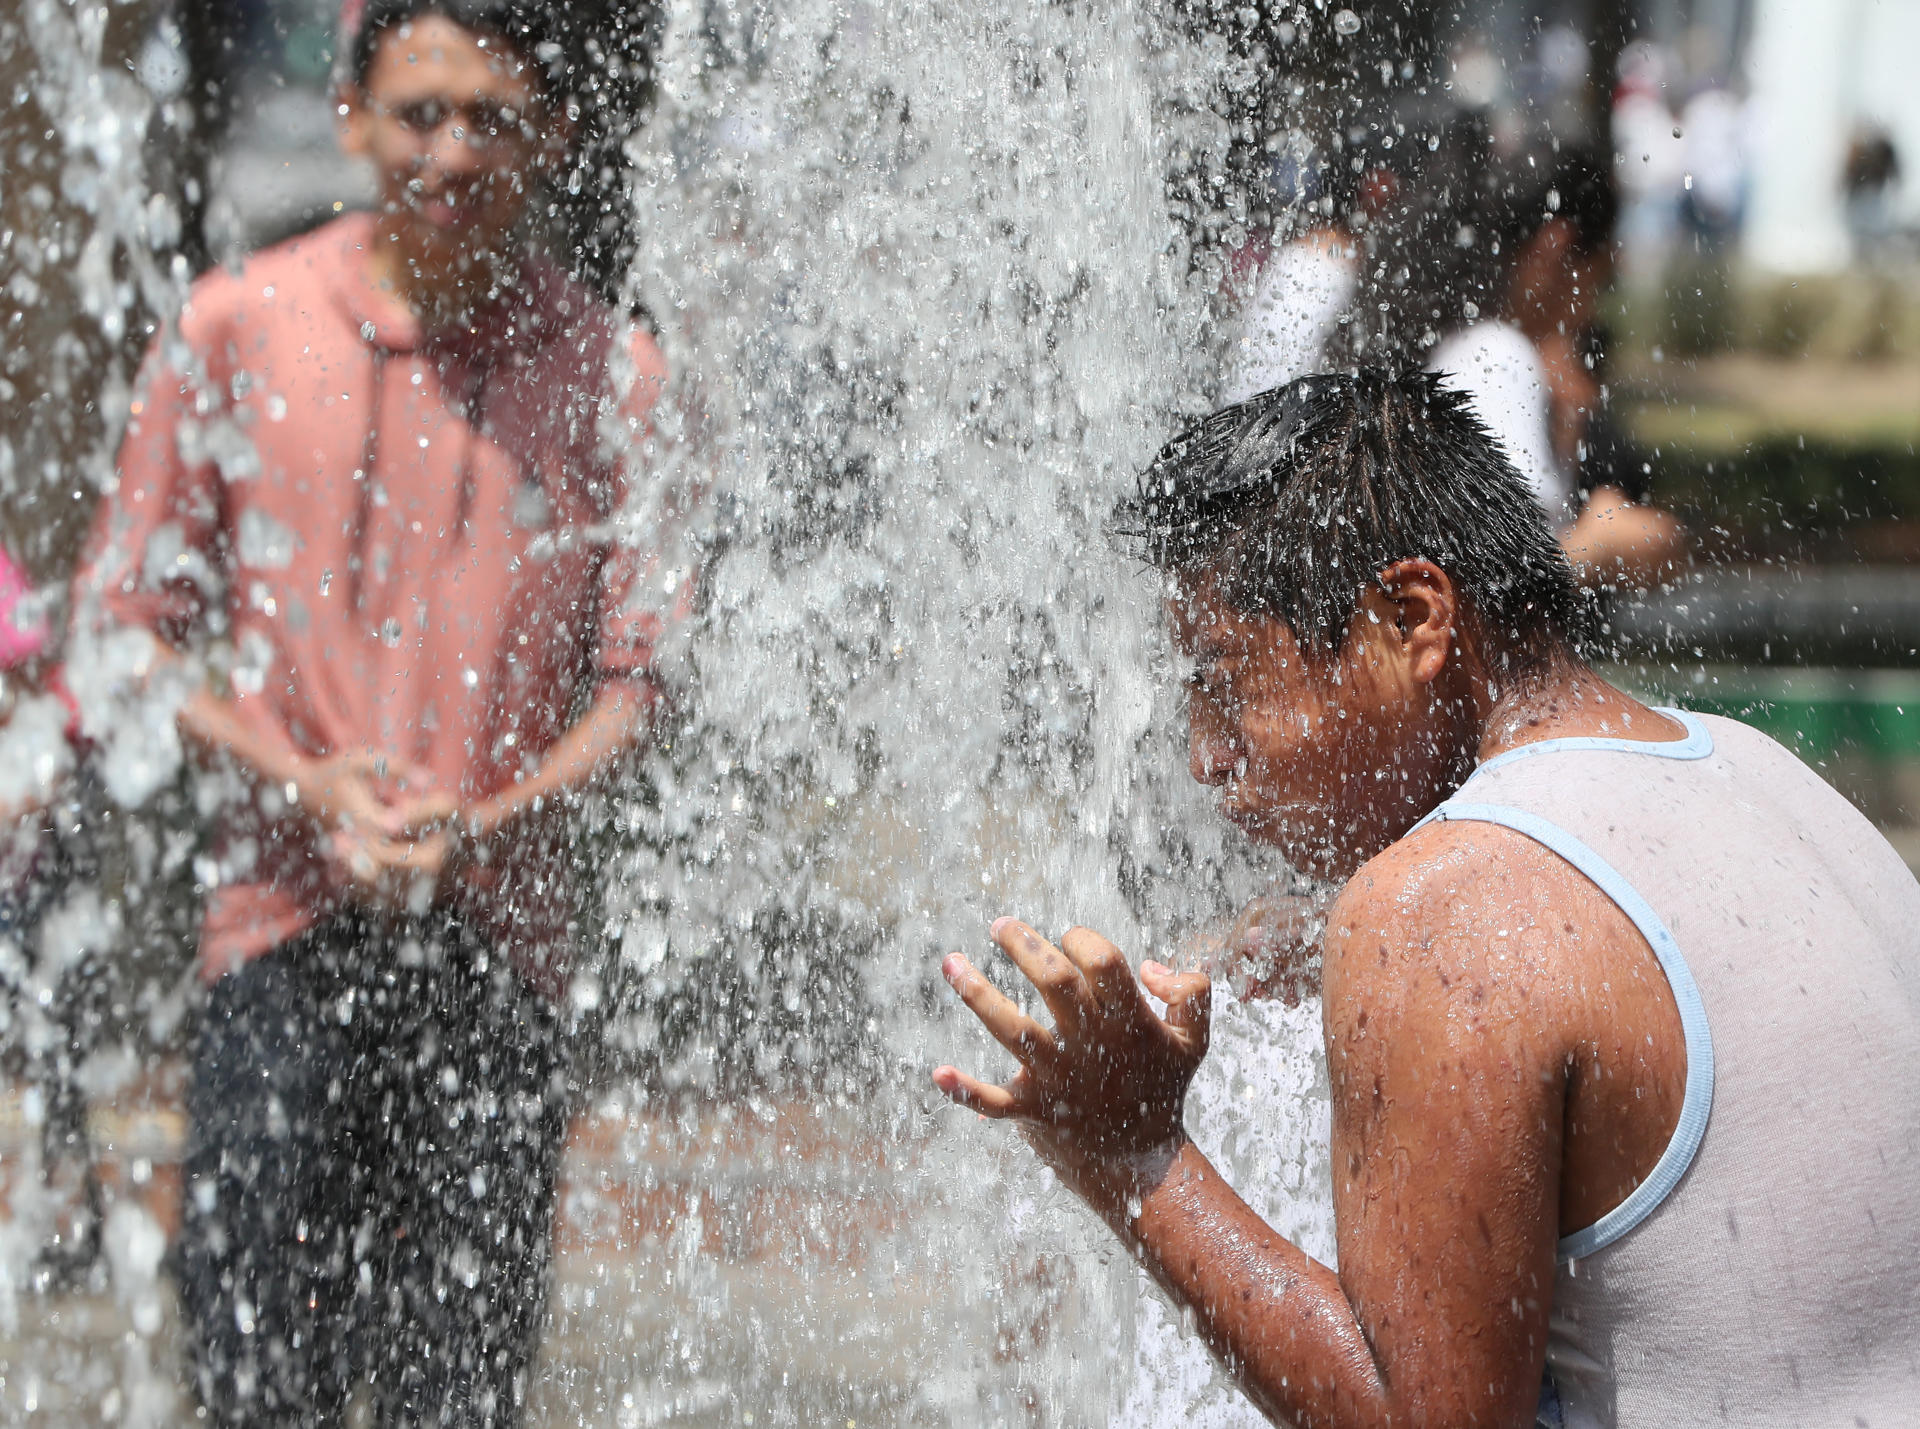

{"left": 1329, "top": 818, "right": 1522, "bottom": 940}
{"left": 1323, "top": 816, "right": 1591, "bottom": 1022}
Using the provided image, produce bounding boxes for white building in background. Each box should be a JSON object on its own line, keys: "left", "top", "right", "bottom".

{"left": 1454, "top": 0, "right": 1920, "bottom": 276}
{"left": 1743, "top": 0, "right": 1920, "bottom": 273}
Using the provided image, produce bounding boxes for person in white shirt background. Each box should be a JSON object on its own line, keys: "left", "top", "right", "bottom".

{"left": 1219, "top": 141, "right": 1367, "bottom": 405}
{"left": 1432, "top": 136, "right": 1684, "bottom": 588}
{"left": 1232, "top": 116, "right": 1685, "bottom": 592}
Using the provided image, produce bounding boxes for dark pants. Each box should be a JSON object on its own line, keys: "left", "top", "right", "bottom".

{"left": 177, "top": 912, "right": 571, "bottom": 1427}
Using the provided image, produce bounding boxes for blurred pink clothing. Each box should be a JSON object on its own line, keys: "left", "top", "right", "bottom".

{"left": 0, "top": 548, "right": 47, "bottom": 669}
{"left": 76, "top": 214, "right": 677, "bottom": 995}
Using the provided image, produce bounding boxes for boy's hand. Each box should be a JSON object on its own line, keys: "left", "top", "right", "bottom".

{"left": 931, "top": 918, "right": 1211, "bottom": 1211}
{"left": 328, "top": 824, "right": 454, "bottom": 910}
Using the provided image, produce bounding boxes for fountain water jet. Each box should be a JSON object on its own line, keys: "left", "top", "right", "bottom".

{"left": 0, "top": 0, "right": 1357, "bottom": 1421}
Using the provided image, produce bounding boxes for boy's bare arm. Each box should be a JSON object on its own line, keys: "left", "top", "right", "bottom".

{"left": 461, "top": 680, "right": 656, "bottom": 841}
{"left": 935, "top": 825, "right": 1569, "bottom": 1429}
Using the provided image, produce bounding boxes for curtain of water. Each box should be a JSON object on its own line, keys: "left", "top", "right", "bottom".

{"left": 2, "top": 2, "right": 199, "bottom": 1421}
{"left": 577, "top": 1, "right": 1313, "bottom": 1419}
{"left": 612, "top": 0, "right": 1246, "bottom": 1064}
{"left": 2, "top": 0, "right": 1347, "bottom": 1420}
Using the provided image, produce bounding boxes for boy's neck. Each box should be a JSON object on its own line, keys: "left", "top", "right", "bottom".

{"left": 1474, "top": 661, "right": 1685, "bottom": 762}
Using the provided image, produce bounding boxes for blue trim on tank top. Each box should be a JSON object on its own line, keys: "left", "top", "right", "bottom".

{"left": 1466, "top": 707, "right": 1712, "bottom": 781}
{"left": 1410, "top": 713, "right": 1717, "bottom": 1262}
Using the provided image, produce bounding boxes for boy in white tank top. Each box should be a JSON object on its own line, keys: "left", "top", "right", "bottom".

{"left": 931, "top": 371, "right": 1920, "bottom": 1427}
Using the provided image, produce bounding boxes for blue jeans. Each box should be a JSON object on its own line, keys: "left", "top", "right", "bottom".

{"left": 176, "top": 911, "right": 570, "bottom": 1427}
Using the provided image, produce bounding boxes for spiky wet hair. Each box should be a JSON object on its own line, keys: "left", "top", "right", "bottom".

{"left": 1119, "top": 370, "right": 1583, "bottom": 670}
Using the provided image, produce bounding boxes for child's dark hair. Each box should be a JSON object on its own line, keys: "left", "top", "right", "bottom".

{"left": 1118, "top": 370, "right": 1584, "bottom": 675}
{"left": 345, "top": 0, "right": 556, "bottom": 93}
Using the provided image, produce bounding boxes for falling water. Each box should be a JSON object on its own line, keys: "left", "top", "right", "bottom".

{"left": 612, "top": 0, "right": 1252, "bottom": 1080}
{"left": 580, "top": 1, "right": 1331, "bottom": 1420}
{"left": 0, "top": 0, "right": 1352, "bottom": 1422}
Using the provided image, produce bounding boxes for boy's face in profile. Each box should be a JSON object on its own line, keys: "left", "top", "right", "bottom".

{"left": 1170, "top": 576, "right": 1469, "bottom": 880}
{"left": 340, "top": 15, "right": 555, "bottom": 281}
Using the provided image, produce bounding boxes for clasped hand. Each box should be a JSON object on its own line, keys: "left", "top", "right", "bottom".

{"left": 931, "top": 918, "right": 1212, "bottom": 1205}
{"left": 297, "top": 751, "right": 465, "bottom": 907}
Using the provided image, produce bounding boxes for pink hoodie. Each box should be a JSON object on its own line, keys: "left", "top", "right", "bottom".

{"left": 75, "top": 214, "right": 680, "bottom": 996}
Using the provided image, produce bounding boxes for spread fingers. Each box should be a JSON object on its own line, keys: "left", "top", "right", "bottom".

{"left": 929, "top": 1065, "right": 1025, "bottom": 1118}
{"left": 942, "top": 952, "right": 1059, "bottom": 1067}
{"left": 990, "top": 917, "right": 1095, "bottom": 1033}
{"left": 1058, "top": 925, "right": 1141, "bottom": 1014}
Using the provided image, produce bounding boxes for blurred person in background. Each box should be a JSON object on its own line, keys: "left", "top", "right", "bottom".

{"left": 1218, "top": 142, "right": 1365, "bottom": 406}
{"left": 0, "top": 544, "right": 64, "bottom": 827}
{"left": 1844, "top": 124, "right": 1903, "bottom": 261}
{"left": 1611, "top": 41, "right": 1687, "bottom": 290}
{"left": 1679, "top": 80, "right": 1748, "bottom": 246}
{"left": 1666, "top": 74, "right": 1749, "bottom": 356}
{"left": 1332, "top": 120, "right": 1685, "bottom": 591}
{"left": 69, "top": 0, "right": 686, "bottom": 1420}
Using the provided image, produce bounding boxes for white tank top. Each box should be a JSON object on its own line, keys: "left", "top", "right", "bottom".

{"left": 1419, "top": 710, "right": 1920, "bottom": 1428}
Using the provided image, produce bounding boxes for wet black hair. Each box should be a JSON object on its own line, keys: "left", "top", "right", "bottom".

{"left": 1119, "top": 370, "right": 1583, "bottom": 672}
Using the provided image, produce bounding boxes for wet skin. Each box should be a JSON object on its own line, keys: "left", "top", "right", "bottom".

{"left": 934, "top": 560, "right": 1688, "bottom": 1428}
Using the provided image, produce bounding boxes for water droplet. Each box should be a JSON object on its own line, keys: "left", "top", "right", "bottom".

{"left": 1333, "top": 9, "right": 1361, "bottom": 36}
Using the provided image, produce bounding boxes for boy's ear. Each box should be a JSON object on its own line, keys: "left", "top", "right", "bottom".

{"left": 335, "top": 84, "right": 373, "bottom": 157}
{"left": 1368, "top": 559, "right": 1458, "bottom": 686}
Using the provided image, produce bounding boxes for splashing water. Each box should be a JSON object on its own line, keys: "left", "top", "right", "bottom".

{"left": 1, "top": 0, "right": 1348, "bottom": 1422}
{"left": 589, "top": 4, "right": 1332, "bottom": 1418}
{"left": 614, "top": 0, "right": 1244, "bottom": 1082}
